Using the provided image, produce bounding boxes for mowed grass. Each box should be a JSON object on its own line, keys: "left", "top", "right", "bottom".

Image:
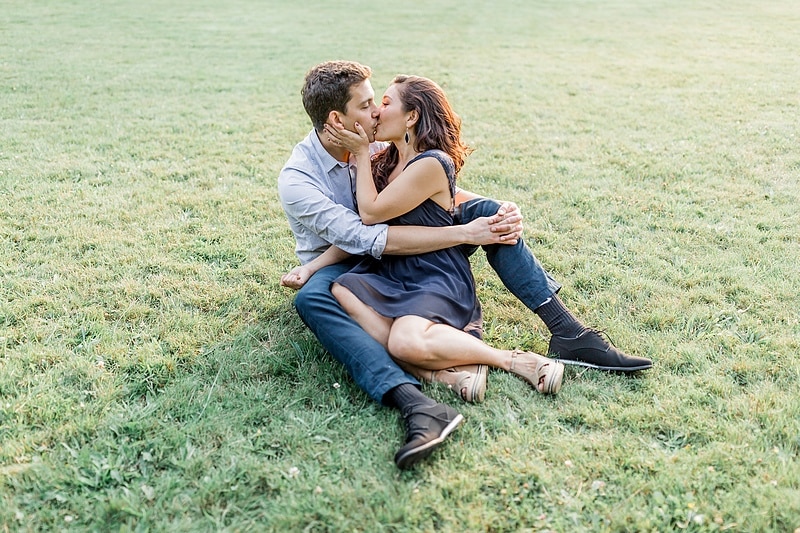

{"left": 1, "top": 0, "right": 799, "bottom": 531}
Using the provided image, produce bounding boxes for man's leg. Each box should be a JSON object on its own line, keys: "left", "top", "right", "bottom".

{"left": 293, "top": 262, "right": 463, "bottom": 467}
{"left": 294, "top": 263, "right": 414, "bottom": 402}
{"left": 456, "top": 198, "right": 652, "bottom": 372}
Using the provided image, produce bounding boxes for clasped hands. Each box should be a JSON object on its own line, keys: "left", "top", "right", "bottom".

{"left": 481, "top": 202, "right": 523, "bottom": 245}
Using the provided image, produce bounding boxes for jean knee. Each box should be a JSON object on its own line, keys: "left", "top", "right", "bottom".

{"left": 293, "top": 284, "right": 326, "bottom": 321}
{"left": 292, "top": 290, "right": 311, "bottom": 322}
{"left": 462, "top": 197, "right": 502, "bottom": 220}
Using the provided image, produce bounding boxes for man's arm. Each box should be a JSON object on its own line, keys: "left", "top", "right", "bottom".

{"left": 384, "top": 215, "right": 521, "bottom": 255}
{"left": 280, "top": 169, "right": 522, "bottom": 259}
{"left": 279, "top": 170, "right": 389, "bottom": 260}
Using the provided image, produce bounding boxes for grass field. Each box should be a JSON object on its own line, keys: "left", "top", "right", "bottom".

{"left": 2, "top": 0, "right": 799, "bottom": 531}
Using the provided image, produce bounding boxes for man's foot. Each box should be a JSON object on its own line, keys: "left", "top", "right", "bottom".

{"left": 395, "top": 403, "right": 463, "bottom": 469}
{"left": 427, "top": 365, "right": 487, "bottom": 403}
{"left": 548, "top": 329, "right": 653, "bottom": 372}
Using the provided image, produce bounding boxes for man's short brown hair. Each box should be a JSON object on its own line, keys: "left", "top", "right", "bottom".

{"left": 301, "top": 60, "right": 372, "bottom": 131}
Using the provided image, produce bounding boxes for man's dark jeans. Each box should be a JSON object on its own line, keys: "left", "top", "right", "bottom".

{"left": 455, "top": 197, "right": 561, "bottom": 312}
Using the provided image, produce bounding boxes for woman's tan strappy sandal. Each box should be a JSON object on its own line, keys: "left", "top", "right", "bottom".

{"left": 509, "top": 350, "right": 564, "bottom": 395}
{"left": 427, "top": 364, "right": 487, "bottom": 403}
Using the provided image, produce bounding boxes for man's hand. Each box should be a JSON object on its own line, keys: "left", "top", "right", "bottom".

{"left": 280, "top": 265, "right": 314, "bottom": 290}
{"left": 485, "top": 201, "right": 523, "bottom": 242}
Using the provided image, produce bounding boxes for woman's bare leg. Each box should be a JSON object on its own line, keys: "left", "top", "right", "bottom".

{"left": 388, "top": 315, "right": 513, "bottom": 370}
{"left": 388, "top": 315, "right": 563, "bottom": 394}
{"left": 331, "top": 282, "right": 393, "bottom": 348}
{"left": 332, "top": 284, "right": 563, "bottom": 394}
{"left": 331, "top": 283, "right": 499, "bottom": 369}
{"left": 331, "top": 282, "right": 466, "bottom": 376}
{"left": 331, "top": 283, "right": 487, "bottom": 398}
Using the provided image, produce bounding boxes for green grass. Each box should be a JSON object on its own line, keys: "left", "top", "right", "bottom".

{"left": 2, "top": 0, "right": 799, "bottom": 530}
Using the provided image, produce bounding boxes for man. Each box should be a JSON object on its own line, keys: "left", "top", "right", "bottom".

{"left": 278, "top": 60, "right": 652, "bottom": 469}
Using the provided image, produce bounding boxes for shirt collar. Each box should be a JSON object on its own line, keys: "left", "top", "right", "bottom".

{"left": 309, "top": 129, "right": 349, "bottom": 173}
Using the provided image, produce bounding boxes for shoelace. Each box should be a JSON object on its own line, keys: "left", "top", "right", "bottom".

{"left": 586, "top": 327, "right": 617, "bottom": 347}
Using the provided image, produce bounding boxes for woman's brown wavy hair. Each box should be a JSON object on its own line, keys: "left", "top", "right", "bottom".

{"left": 372, "top": 75, "right": 472, "bottom": 191}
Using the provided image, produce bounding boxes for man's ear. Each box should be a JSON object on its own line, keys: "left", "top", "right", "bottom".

{"left": 328, "top": 110, "right": 345, "bottom": 129}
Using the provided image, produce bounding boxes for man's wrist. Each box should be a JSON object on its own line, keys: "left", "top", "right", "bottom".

{"left": 457, "top": 221, "right": 475, "bottom": 246}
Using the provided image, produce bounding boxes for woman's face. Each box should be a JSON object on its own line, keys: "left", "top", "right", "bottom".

{"left": 375, "top": 83, "right": 409, "bottom": 143}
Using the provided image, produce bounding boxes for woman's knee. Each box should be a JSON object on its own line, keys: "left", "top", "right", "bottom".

{"left": 387, "top": 319, "right": 427, "bottom": 362}
{"left": 387, "top": 334, "right": 418, "bottom": 362}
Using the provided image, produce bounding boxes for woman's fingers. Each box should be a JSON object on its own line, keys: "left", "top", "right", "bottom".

{"left": 324, "top": 123, "right": 368, "bottom": 151}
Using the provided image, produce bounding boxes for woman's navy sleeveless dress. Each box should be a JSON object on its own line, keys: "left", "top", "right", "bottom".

{"left": 334, "top": 150, "right": 482, "bottom": 338}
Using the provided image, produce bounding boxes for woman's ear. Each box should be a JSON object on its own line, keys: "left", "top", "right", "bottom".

{"left": 406, "top": 110, "right": 419, "bottom": 128}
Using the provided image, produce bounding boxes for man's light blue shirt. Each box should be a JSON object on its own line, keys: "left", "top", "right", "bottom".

{"left": 278, "top": 129, "right": 388, "bottom": 265}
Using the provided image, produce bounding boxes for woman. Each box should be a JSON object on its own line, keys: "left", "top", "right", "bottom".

{"left": 326, "top": 75, "right": 564, "bottom": 396}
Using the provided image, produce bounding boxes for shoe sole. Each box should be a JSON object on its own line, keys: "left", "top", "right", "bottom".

{"left": 394, "top": 414, "right": 464, "bottom": 470}
{"left": 542, "top": 361, "right": 564, "bottom": 394}
{"left": 466, "top": 364, "right": 487, "bottom": 403}
{"left": 553, "top": 358, "right": 653, "bottom": 372}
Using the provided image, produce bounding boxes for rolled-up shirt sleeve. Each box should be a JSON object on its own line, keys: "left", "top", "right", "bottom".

{"left": 279, "top": 168, "right": 388, "bottom": 264}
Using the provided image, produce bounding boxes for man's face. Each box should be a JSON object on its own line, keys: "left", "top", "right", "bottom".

{"left": 340, "top": 79, "right": 379, "bottom": 142}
